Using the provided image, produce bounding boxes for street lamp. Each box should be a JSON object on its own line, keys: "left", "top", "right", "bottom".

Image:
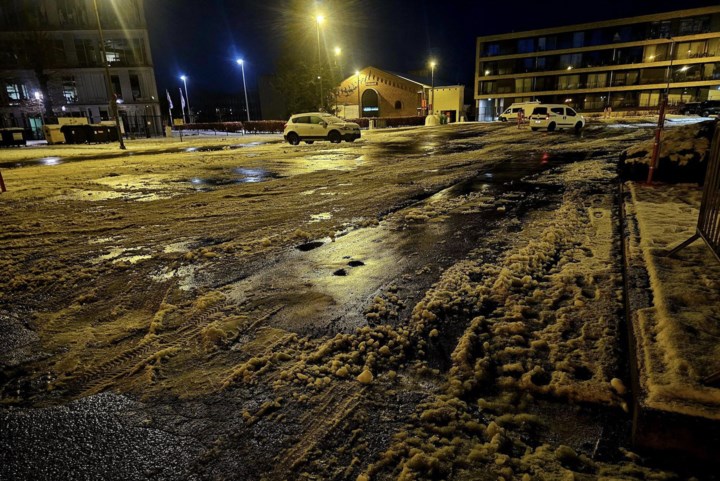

{"left": 180, "top": 75, "right": 190, "bottom": 123}
{"left": 236, "top": 59, "right": 250, "bottom": 121}
{"left": 316, "top": 14, "right": 324, "bottom": 109}
{"left": 430, "top": 60, "right": 437, "bottom": 115}
{"left": 334, "top": 46, "right": 342, "bottom": 78}
{"left": 92, "top": 0, "right": 125, "bottom": 150}
{"left": 356, "top": 69, "right": 361, "bottom": 118}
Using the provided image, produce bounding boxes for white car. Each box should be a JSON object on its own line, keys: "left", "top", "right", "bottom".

{"left": 283, "top": 112, "right": 361, "bottom": 145}
{"left": 528, "top": 104, "right": 585, "bottom": 132}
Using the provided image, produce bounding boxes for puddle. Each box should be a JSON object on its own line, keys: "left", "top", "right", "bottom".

{"left": 0, "top": 156, "right": 65, "bottom": 169}
{"left": 188, "top": 168, "right": 280, "bottom": 190}
{"left": 310, "top": 212, "right": 332, "bottom": 222}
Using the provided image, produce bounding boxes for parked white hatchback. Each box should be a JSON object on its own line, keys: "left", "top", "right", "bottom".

{"left": 528, "top": 104, "right": 585, "bottom": 132}
{"left": 283, "top": 112, "right": 361, "bottom": 145}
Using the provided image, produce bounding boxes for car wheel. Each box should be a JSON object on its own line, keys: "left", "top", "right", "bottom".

{"left": 346, "top": 137, "right": 356, "bottom": 142}
{"left": 547, "top": 122, "right": 556, "bottom": 132}
{"left": 531, "top": 127, "right": 539, "bottom": 131}
{"left": 574, "top": 122, "right": 583, "bottom": 132}
{"left": 305, "top": 140, "right": 314, "bottom": 144}
{"left": 328, "top": 131, "right": 341, "bottom": 143}
{"left": 702, "top": 111, "right": 710, "bottom": 117}
{"left": 287, "top": 132, "right": 300, "bottom": 145}
{"left": 500, "top": 118, "right": 507, "bottom": 122}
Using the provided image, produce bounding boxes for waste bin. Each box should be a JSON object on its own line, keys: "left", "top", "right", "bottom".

{"left": 0, "top": 128, "right": 27, "bottom": 147}
{"left": 43, "top": 125, "right": 66, "bottom": 144}
{"left": 88, "top": 125, "right": 110, "bottom": 143}
{"left": 60, "top": 125, "right": 89, "bottom": 144}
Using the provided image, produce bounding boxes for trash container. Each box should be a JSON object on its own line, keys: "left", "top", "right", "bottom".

{"left": 88, "top": 125, "right": 110, "bottom": 143}
{"left": 43, "top": 125, "right": 66, "bottom": 144}
{"left": 60, "top": 125, "right": 89, "bottom": 144}
{"left": 0, "top": 128, "right": 27, "bottom": 147}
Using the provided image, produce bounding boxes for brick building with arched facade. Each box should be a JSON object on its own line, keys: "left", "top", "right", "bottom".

{"left": 334, "top": 66, "right": 464, "bottom": 122}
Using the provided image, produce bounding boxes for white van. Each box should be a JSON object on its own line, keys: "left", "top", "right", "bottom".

{"left": 528, "top": 104, "right": 585, "bottom": 132}
{"left": 498, "top": 101, "right": 540, "bottom": 122}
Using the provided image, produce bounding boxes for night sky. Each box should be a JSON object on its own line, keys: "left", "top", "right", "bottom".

{"left": 145, "top": 0, "right": 720, "bottom": 101}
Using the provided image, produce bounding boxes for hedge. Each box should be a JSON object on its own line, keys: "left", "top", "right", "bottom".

{"left": 175, "top": 116, "right": 429, "bottom": 133}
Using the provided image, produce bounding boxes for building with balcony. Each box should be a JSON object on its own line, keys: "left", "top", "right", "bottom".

{"left": 0, "top": 0, "right": 161, "bottom": 138}
{"left": 475, "top": 6, "right": 720, "bottom": 120}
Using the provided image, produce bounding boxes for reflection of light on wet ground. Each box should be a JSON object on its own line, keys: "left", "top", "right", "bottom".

{"left": 189, "top": 168, "right": 280, "bottom": 189}
{"left": 185, "top": 147, "right": 198, "bottom": 152}
{"left": 41, "top": 157, "right": 62, "bottom": 166}
{"left": 310, "top": 212, "right": 332, "bottom": 222}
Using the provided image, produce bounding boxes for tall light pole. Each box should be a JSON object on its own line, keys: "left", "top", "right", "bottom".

{"left": 430, "top": 60, "right": 437, "bottom": 115}
{"left": 180, "top": 75, "right": 191, "bottom": 123}
{"left": 334, "top": 46, "right": 342, "bottom": 78}
{"left": 236, "top": 59, "right": 250, "bottom": 121}
{"left": 92, "top": 0, "right": 125, "bottom": 149}
{"left": 316, "top": 14, "right": 324, "bottom": 110}
{"left": 356, "top": 70, "right": 361, "bottom": 118}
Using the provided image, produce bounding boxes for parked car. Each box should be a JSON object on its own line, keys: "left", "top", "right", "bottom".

{"left": 498, "top": 101, "right": 540, "bottom": 122}
{"left": 679, "top": 102, "right": 702, "bottom": 115}
{"left": 699, "top": 100, "right": 720, "bottom": 117}
{"left": 283, "top": 113, "right": 361, "bottom": 145}
{"left": 528, "top": 104, "right": 585, "bottom": 132}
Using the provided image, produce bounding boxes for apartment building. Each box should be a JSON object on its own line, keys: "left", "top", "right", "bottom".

{"left": 475, "top": 6, "right": 720, "bottom": 120}
{"left": 0, "top": 0, "right": 161, "bottom": 138}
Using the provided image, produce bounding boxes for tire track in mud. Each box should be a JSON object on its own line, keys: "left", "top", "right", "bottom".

{"left": 266, "top": 383, "right": 364, "bottom": 480}
{"left": 68, "top": 296, "right": 232, "bottom": 397}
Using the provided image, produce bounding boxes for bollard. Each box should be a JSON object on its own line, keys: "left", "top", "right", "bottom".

{"left": 0, "top": 170, "right": 6, "bottom": 193}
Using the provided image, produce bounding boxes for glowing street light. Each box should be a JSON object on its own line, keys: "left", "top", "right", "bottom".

{"left": 180, "top": 75, "right": 190, "bottom": 123}
{"left": 356, "top": 69, "right": 361, "bottom": 117}
{"left": 316, "top": 14, "right": 325, "bottom": 109}
{"left": 430, "top": 60, "right": 437, "bottom": 115}
{"left": 236, "top": 59, "right": 250, "bottom": 121}
{"left": 334, "top": 46, "right": 343, "bottom": 78}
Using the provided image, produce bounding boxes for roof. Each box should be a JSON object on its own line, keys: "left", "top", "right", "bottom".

{"left": 341, "top": 66, "right": 460, "bottom": 90}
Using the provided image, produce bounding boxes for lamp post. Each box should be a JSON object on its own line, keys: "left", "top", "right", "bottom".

{"left": 334, "top": 46, "right": 342, "bottom": 78}
{"left": 236, "top": 59, "right": 251, "bottom": 121}
{"left": 430, "top": 60, "right": 436, "bottom": 115}
{"left": 356, "top": 70, "right": 361, "bottom": 118}
{"left": 316, "top": 14, "right": 324, "bottom": 109}
{"left": 180, "top": 75, "right": 190, "bottom": 123}
{"left": 92, "top": 0, "right": 125, "bottom": 149}
{"left": 648, "top": 39, "right": 675, "bottom": 184}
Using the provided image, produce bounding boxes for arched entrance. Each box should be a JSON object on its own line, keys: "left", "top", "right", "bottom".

{"left": 361, "top": 89, "right": 379, "bottom": 117}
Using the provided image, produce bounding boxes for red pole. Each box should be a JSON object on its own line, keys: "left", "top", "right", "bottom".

{"left": 647, "top": 96, "right": 667, "bottom": 185}
{"left": 0, "top": 170, "right": 6, "bottom": 193}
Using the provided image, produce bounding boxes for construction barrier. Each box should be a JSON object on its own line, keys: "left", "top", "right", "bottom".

{"left": 669, "top": 122, "right": 720, "bottom": 264}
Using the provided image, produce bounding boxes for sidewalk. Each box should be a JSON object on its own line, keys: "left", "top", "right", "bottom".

{"left": 623, "top": 181, "right": 720, "bottom": 459}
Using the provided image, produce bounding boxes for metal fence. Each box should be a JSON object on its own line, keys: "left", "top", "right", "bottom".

{"left": 669, "top": 121, "right": 720, "bottom": 262}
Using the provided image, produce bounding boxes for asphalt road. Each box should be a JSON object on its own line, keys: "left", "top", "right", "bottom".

{"left": 5, "top": 122, "right": 698, "bottom": 481}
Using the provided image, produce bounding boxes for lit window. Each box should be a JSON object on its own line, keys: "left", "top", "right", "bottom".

{"left": 62, "top": 76, "right": 77, "bottom": 103}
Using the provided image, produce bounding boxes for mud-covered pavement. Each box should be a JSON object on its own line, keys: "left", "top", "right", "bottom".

{"left": 1, "top": 122, "right": 710, "bottom": 480}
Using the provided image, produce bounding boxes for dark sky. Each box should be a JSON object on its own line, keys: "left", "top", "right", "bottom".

{"left": 145, "top": 0, "right": 720, "bottom": 99}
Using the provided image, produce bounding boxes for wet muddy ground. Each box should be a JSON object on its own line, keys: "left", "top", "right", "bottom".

{"left": 1, "top": 122, "right": 716, "bottom": 480}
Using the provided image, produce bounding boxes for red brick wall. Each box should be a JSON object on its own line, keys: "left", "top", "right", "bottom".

{"left": 335, "top": 67, "right": 423, "bottom": 118}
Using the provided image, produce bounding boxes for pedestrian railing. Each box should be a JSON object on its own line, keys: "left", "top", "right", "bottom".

{"left": 668, "top": 121, "right": 720, "bottom": 263}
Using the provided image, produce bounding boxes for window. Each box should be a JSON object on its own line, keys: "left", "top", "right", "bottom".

{"left": 515, "top": 78, "right": 532, "bottom": 93}
{"left": 517, "top": 38, "right": 534, "bottom": 53}
{"left": 130, "top": 74, "right": 141, "bottom": 100}
{"left": 5, "top": 81, "right": 28, "bottom": 101}
{"left": 293, "top": 116, "right": 310, "bottom": 124}
{"left": 572, "top": 32, "right": 584, "bottom": 48}
{"left": 310, "top": 116, "right": 324, "bottom": 124}
{"left": 566, "top": 109, "right": 577, "bottom": 117}
{"left": 62, "top": 76, "right": 77, "bottom": 103}
{"left": 75, "top": 39, "right": 98, "bottom": 67}
{"left": 551, "top": 107, "right": 564, "bottom": 115}
{"left": 484, "top": 43, "right": 500, "bottom": 56}
{"left": 679, "top": 16, "right": 709, "bottom": 35}
{"left": 394, "top": 100, "right": 402, "bottom": 109}
{"left": 111, "top": 75, "right": 121, "bottom": 98}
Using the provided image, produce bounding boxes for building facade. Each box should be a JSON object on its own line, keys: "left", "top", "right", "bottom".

{"left": 475, "top": 6, "right": 720, "bottom": 120}
{"left": 0, "top": 0, "right": 161, "bottom": 138}
{"left": 334, "top": 66, "right": 465, "bottom": 121}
